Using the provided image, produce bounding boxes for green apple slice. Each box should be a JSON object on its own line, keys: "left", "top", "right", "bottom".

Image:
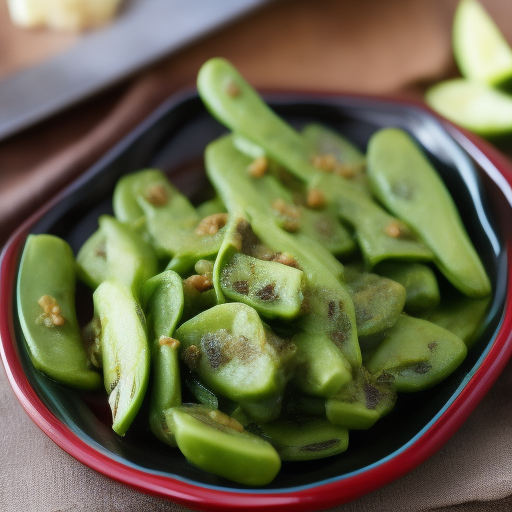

{"left": 425, "top": 78, "right": 512, "bottom": 138}
{"left": 453, "top": 0, "right": 512, "bottom": 89}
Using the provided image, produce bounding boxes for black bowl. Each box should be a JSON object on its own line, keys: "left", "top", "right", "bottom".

{"left": 1, "top": 90, "right": 512, "bottom": 511}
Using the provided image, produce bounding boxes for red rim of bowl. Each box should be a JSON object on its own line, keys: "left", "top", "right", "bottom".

{"left": 1, "top": 92, "right": 512, "bottom": 512}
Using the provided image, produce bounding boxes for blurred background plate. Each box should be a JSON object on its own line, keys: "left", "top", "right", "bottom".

{"left": 0, "top": 0, "right": 269, "bottom": 141}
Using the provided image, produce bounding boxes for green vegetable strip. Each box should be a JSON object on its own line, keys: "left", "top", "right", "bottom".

{"left": 197, "top": 57, "right": 433, "bottom": 267}
{"left": 205, "top": 134, "right": 361, "bottom": 370}
{"left": 367, "top": 128, "right": 491, "bottom": 297}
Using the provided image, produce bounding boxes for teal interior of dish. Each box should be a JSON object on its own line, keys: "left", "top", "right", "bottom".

{"left": 11, "top": 93, "right": 508, "bottom": 491}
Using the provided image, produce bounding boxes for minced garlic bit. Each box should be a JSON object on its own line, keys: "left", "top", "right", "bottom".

{"left": 185, "top": 274, "right": 213, "bottom": 292}
{"left": 272, "top": 252, "right": 299, "bottom": 269}
{"left": 306, "top": 188, "right": 326, "bottom": 209}
{"left": 225, "top": 79, "right": 241, "bottom": 97}
{"left": 385, "top": 220, "right": 411, "bottom": 239}
{"left": 334, "top": 160, "right": 366, "bottom": 178}
{"left": 195, "top": 213, "right": 229, "bottom": 236}
{"left": 311, "top": 153, "right": 337, "bottom": 172}
{"left": 208, "top": 410, "right": 244, "bottom": 432}
{"left": 37, "top": 295, "right": 65, "bottom": 327}
{"left": 143, "top": 183, "right": 169, "bottom": 206}
{"left": 247, "top": 156, "right": 268, "bottom": 178}
{"left": 272, "top": 199, "right": 301, "bottom": 232}
{"left": 158, "top": 336, "right": 180, "bottom": 349}
{"left": 334, "top": 163, "right": 356, "bottom": 178}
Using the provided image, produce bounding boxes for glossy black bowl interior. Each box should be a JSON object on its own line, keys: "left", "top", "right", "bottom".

{"left": 13, "top": 91, "right": 507, "bottom": 491}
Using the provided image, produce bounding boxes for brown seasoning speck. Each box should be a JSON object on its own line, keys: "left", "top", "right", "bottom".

{"left": 247, "top": 156, "right": 268, "bottom": 178}
{"left": 195, "top": 213, "right": 229, "bottom": 236}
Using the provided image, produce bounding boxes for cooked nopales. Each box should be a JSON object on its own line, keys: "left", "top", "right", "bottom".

{"left": 16, "top": 57, "right": 491, "bottom": 486}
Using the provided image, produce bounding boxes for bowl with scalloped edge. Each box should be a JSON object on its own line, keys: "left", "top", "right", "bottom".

{"left": 1, "top": 89, "right": 512, "bottom": 511}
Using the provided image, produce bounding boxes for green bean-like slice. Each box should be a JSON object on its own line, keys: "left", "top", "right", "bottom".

{"left": 93, "top": 280, "right": 150, "bottom": 435}
{"left": 310, "top": 173, "right": 434, "bottom": 267}
{"left": 326, "top": 367, "right": 396, "bottom": 430}
{"left": 17, "top": 234, "right": 102, "bottom": 390}
{"left": 164, "top": 404, "right": 281, "bottom": 486}
{"left": 76, "top": 215, "right": 157, "bottom": 298}
{"left": 366, "top": 314, "right": 467, "bottom": 392}
{"left": 175, "top": 303, "right": 295, "bottom": 420}
{"left": 220, "top": 253, "right": 305, "bottom": 320}
{"left": 344, "top": 265, "right": 406, "bottom": 338}
{"left": 141, "top": 270, "right": 184, "bottom": 446}
{"left": 367, "top": 128, "right": 491, "bottom": 298}
{"left": 422, "top": 290, "right": 491, "bottom": 349}
{"left": 375, "top": 261, "right": 440, "bottom": 313}
{"left": 117, "top": 169, "right": 226, "bottom": 271}
{"left": 256, "top": 417, "right": 349, "bottom": 461}
{"left": 291, "top": 332, "right": 352, "bottom": 398}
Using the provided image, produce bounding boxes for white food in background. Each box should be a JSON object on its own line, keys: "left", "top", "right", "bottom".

{"left": 7, "top": 0, "right": 125, "bottom": 31}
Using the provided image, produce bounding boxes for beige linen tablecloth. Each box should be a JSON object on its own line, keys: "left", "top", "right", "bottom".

{"left": 1, "top": 1, "right": 512, "bottom": 511}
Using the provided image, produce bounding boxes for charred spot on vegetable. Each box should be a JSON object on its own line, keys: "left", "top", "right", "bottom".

{"left": 300, "top": 295, "right": 312, "bottom": 314}
{"left": 182, "top": 345, "right": 202, "bottom": 370}
{"left": 143, "top": 183, "right": 169, "bottom": 206}
{"left": 112, "top": 389, "right": 120, "bottom": 420}
{"left": 256, "top": 283, "right": 279, "bottom": 301}
{"left": 412, "top": 362, "right": 432, "bottom": 374}
{"left": 330, "top": 330, "right": 347, "bottom": 347}
{"left": 108, "top": 375, "right": 120, "bottom": 393}
{"left": 223, "top": 334, "right": 259, "bottom": 363}
{"left": 327, "top": 300, "right": 337, "bottom": 319}
{"left": 134, "top": 303, "right": 145, "bottom": 325}
{"left": 224, "top": 78, "right": 241, "bottom": 97}
{"left": 376, "top": 372, "right": 395, "bottom": 383}
{"left": 232, "top": 280, "right": 249, "bottom": 295}
{"left": 300, "top": 439, "right": 340, "bottom": 452}
{"left": 201, "top": 332, "right": 228, "bottom": 369}
{"left": 355, "top": 306, "right": 373, "bottom": 325}
{"left": 428, "top": 342, "right": 438, "bottom": 351}
{"left": 265, "top": 329, "right": 296, "bottom": 357}
{"left": 236, "top": 219, "right": 262, "bottom": 255}
{"left": 94, "top": 240, "right": 107, "bottom": 259}
{"left": 364, "top": 383, "right": 383, "bottom": 410}
{"left": 130, "top": 378, "right": 137, "bottom": 400}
